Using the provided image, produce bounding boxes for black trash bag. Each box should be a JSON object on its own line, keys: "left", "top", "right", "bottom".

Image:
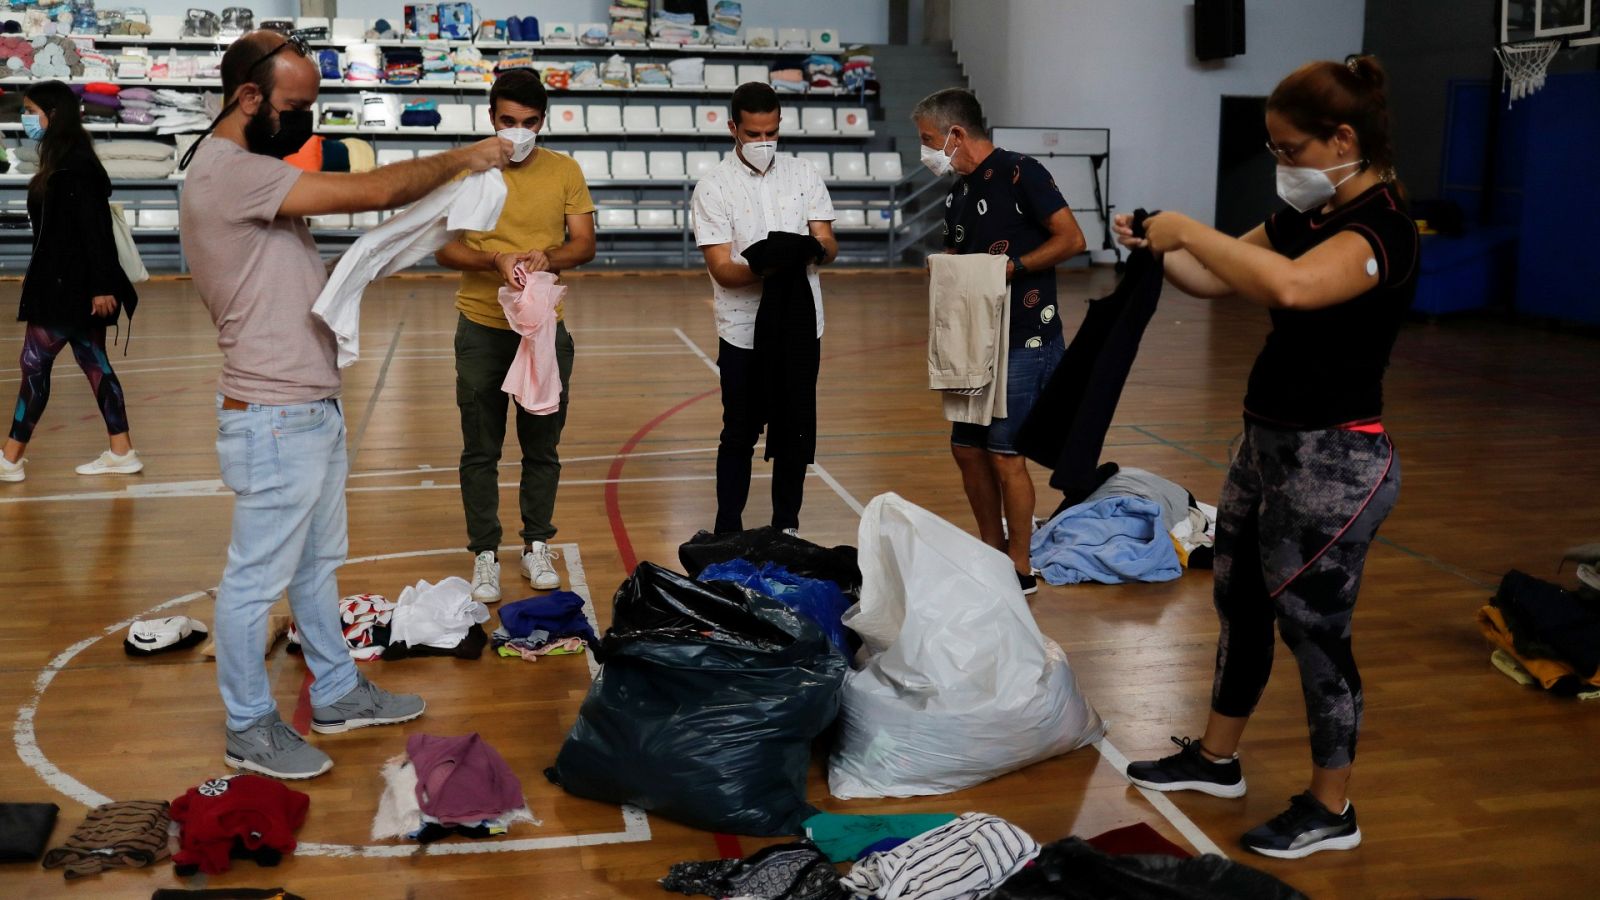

{"left": 549, "top": 562, "right": 846, "bottom": 836}
{"left": 991, "top": 837, "right": 1307, "bottom": 900}
{"left": 678, "top": 527, "right": 862, "bottom": 598}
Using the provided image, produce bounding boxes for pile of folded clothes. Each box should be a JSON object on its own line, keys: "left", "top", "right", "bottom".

{"left": 805, "top": 53, "right": 842, "bottom": 90}
{"left": 316, "top": 48, "right": 341, "bottom": 81}
{"left": 842, "top": 46, "right": 877, "bottom": 93}
{"left": 570, "top": 60, "right": 600, "bottom": 88}
{"left": 76, "top": 44, "right": 115, "bottom": 80}
{"left": 421, "top": 44, "right": 454, "bottom": 83}
{"left": 579, "top": 22, "right": 609, "bottom": 46}
{"left": 454, "top": 46, "right": 494, "bottom": 82}
{"left": 287, "top": 593, "right": 398, "bottom": 660}
{"left": 769, "top": 63, "right": 807, "bottom": 94}
{"left": 490, "top": 591, "right": 600, "bottom": 662}
{"left": 372, "top": 733, "right": 539, "bottom": 843}
{"left": 345, "top": 43, "right": 384, "bottom": 83}
{"left": 402, "top": 98, "right": 442, "bottom": 127}
{"left": 600, "top": 54, "right": 632, "bottom": 88}
{"left": 668, "top": 56, "right": 705, "bottom": 87}
{"left": 609, "top": 0, "right": 648, "bottom": 44}
{"left": 633, "top": 61, "right": 670, "bottom": 87}
{"left": 495, "top": 48, "right": 536, "bottom": 72}
{"left": 386, "top": 47, "right": 424, "bottom": 85}
{"left": 653, "top": 10, "right": 697, "bottom": 44}
{"left": 150, "top": 89, "right": 215, "bottom": 134}
{"left": 710, "top": 0, "right": 742, "bottom": 45}
{"left": 542, "top": 62, "right": 573, "bottom": 89}
{"left": 77, "top": 82, "right": 122, "bottom": 125}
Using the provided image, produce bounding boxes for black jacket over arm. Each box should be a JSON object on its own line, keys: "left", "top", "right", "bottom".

{"left": 18, "top": 146, "right": 138, "bottom": 329}
{"left": 742, "top": 230, "right": 825, "bottom": 465}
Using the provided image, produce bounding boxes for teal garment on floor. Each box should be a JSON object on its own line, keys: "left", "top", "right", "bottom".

{"left": 801, "top": 812, "right": 958, "bottom": 863}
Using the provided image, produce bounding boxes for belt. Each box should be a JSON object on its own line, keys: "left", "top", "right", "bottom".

{"left": 221, "top": 396, "right": 250, "bottom": 411}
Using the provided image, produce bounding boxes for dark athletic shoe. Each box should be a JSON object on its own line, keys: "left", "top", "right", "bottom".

{"left": 1241, "top": 792, "right": 1362, "bottom": 859}
{"left": 1017, "top": 571, "right": 1039, "bottom": 595}
{"left": 1125, "top": 736, "right": 1247, "bottom": 798}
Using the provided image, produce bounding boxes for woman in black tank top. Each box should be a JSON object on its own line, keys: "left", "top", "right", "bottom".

{"left": 1117, "top": 56, "right": 1419, "bottom": 861}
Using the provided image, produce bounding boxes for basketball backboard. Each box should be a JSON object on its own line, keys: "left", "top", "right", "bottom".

{"left": 1502, "top": 0, "right": 1600, "bottom": 47}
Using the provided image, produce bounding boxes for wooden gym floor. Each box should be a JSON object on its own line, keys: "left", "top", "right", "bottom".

{"left": 2, "top": 268, "right": 1598, "bottom": 899}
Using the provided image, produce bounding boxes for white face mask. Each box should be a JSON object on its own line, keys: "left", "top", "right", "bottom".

{"left": 920, "top": 130, "right": 956, "bottom": 176}
{"left": 739, "top": 139, "right": 776, "bottom": 172}
{"left": 497, "top": 127, "right": 538, "bottom": 163}
{"left": 1276, "top": 159, "right": 1364, "bottom": 213}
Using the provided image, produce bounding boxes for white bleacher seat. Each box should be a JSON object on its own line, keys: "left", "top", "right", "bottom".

{"left": 686, "top": 151, "right": 721, "bottom": 179}
{"left": 866, "top": 203, "right": 893, "bottom": 230}
{"left": 586, "top": 104, "right": 623, "bottom": 133}
{"left": 696, "top": 105, "right": 729, "bottom": 133}
{"left": 438, "top": 103, "right": 473, "bottom": 132}
{"left": 573, "top": 150, "right": 610, "bottom": 181}
{"left": 744, "top": 27, "right": 776, "bottom": 48}
{"left": 736, "top": 64, "right": 768, "bottom": 87}
{"left": 473, "top": 105, "right": 492, "bottom": 132}
{"left": 352, "top": 212, "right": 381, "bottom": 228}
{"left": 598, "top": 208, "right": 637, "bottom": 229}
{"left": 649, "top": 151, "right": 686, "bottom": 181}
{"left": 837, "top": 107, "right": 871, "bottom": 133}
{"left": 833, "top": 152, "right": 868, "bottom": 180}
{"left": 660, "top": 106, "right": 694, "bottom": 132}
{"left": 295, "top": 17, "right": 330, "bottom": 33}
{"left": 777, "top": 27, "right": 809, "bottom": 49}
{"left": 780, "top": 106, "right": 802, "bottom": 134}
{"left": 810, "top": 28, "right": 840, "bottom": 52}
{"left": 705, "top": 64, "right": 737, "bottom": 89}
{"left": 637, "top": 206, "right": 679, "bottom": 229}
{"left": 548, "top": 103, "right": 585, "bottom": 133}
{"left": 801, "top": 107, "right": 837, "bottom": 134}
{"left": 376, "top": 149, "right": 415, "bottom": 165}
{"left": 835, "top": 209, "right": 867, "bottom": 228}
{"left": 543, "top": 22, "right": 577, "bottom": 43}
{"left": 310, "top": 213, "right": 351, "bottom": 230}
{"left": 622, "top": 105, "right": 660, "bottom": 134}
{"left": 140, "top": 209, "right": 180, "bottom": 229}
{"left": 150, "top": 15, "right": 182, "bottom": 38}
{"left": 798, "top": 151, "right": 832, "bottom": 178}
{"left": 868, "top": 152, "right": 903, "bottom": 182}
{"left": 611, "top": 151, "right": 649, "bottom": 180}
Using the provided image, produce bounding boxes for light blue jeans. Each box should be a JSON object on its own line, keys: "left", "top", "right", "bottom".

{"left": 214, "top": 395, "right": 358, "bottom": 731}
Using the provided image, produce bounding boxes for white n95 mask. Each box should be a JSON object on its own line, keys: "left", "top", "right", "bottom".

{"left": 498, "top": 127, "right": 538, "bottom": 163}
{"left": 920, "top": 130, "right": 956, "bottom": 176}
{"left": 741, "top": 140, "right": 777, "bottom": 172}
{"left": 1276, "top": 160, "right": 1363, "bottom": 213}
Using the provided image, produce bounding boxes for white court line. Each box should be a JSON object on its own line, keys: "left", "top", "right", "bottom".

{"left": 349, "top": 445, "right": 730, "bottom": 480}
{"left": 13, "top": 542, "right": 652, "bottom": 856}
{"left": 667, "top": 325, "right": 1227, "bottom": 858}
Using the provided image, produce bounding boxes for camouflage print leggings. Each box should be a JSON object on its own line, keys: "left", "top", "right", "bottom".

{"left": 1210, "top": 421, "right": 1400, "bottom": 770}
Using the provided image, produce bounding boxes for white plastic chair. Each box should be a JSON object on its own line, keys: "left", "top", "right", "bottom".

{"left": 744, "top": 27, "right": 776, "bottom": 48}
{"left": 686, "top": 151, "right": 720, "bottom": 179}
{"left": 543, "top": 22, "right": 577, "bottom": 43}
{"left": 736, "top": 64, "right": 768, "bottom": 87}
{"left": 622, "top": 105, "right": 660, "bottom": 134}
{"left": 598, "top": 208, "right": 637, "bottom": 229}
{"left": 648, "top": 151, "right": 686, "bottom": 181}
{"left": 780, "top": 106, "right": 802, "bottom": 134}
{"left": 837, "top": 107, "right": 871, "bottom": 134}
{"left": 332, "top": 17, "right": 366, "bottom": 42}
{"left": 548, "top": 103, "right": 586, "bottom": 133}
{"left": 637, "top": 206, "right": 678, "bottom": 229}
{"left": 310, "top": 213, "right": 350, "bottom": 230}
{"left": 798, "top": 151, "right": 832, "bottom": 179}
{"left": 472, "top": 105, "right": 493, "bottom": 132}
{"left": 696, "top": 105, "right": 729, "bottom": 134}
{"left": 437, "top": 103, "right": 473, "bottom": 132}
{"left": 376, "top": 149, "right": 415, "bottom": 166}
{"left": 586, "top": 104, "right": 623, "bottom": 133}
{"left": 868, "top": 152, "right": 903, "bottom": 182}
{"left": 573, "top": 150, "right": 610, "bottom": 181}
{"left": 835, "top": 209, "right": 867, "bottom": 229}
{"left": 705, "top": 64, "right": 737, "bottom": 89}
{"left": 802, "top": 107, "right": 837, "bottom": 135}
{"left": 810, "top": 28, "right": 840, "bottom": 52}
{"left": 866, "top": 203, "right": 893, "bottom": 230}
{"left": 611, "top": 150, "right": 649, "bottom": 180}
{"left": 833, "top": 152, "right": 868, "bottom": 181}
{"left": 659, "top": 106, "right": 694, "bottom": 133}
{"left": 777, "top": 27, "right": 809, "bottom": 49}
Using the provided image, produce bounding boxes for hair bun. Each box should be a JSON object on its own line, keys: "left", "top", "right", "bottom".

{"left": 1344, "top": 55, "right": 1387, "bottom": 92}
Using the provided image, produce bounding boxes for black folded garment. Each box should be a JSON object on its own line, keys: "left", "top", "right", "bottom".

{"left": 0, "top": 802, "right": 59, "bottom": 863}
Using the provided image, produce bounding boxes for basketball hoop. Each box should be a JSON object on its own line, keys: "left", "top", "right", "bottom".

{"left": 1493, "top": 40, "right": 1561, "bottom": 106}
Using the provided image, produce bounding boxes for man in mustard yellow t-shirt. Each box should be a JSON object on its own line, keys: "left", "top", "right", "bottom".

{"left": 436, "top": 69, "right": 596, "bottom": 602}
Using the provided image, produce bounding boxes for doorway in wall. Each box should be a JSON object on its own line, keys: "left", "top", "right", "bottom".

{"left": 1215, "top": 95, "right": 1278, "bottom": 236}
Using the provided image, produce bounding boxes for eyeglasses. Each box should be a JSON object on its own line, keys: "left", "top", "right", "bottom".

{"left": 1264, "top": 137, "right": 1314, "bottom": 164}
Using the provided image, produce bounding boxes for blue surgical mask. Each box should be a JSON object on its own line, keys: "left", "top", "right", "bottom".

{"left": 21, "top": 114, "right": 45, "bottom": 142}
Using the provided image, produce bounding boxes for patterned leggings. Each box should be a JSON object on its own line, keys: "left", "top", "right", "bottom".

{"left": 9, "top": 323, "right": 130, "bottom": 444}
{"left": 1210, "top": 421, "right": 1400, "bottom": 770}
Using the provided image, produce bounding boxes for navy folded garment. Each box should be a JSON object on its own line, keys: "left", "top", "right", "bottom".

{"left": 499, "top": 591, "right": 598, "bottom": 645}
{"left": 400, "top": 109, "right": 442, "bottom": 127}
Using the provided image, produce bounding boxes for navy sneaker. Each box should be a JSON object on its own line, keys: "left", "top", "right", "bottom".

{"left": 1125, "top": 736, "right": 1247, "bottom": 798}
{"left": 1018, "top": 571, "right": 1039, "bottom": 596}
{"left": 1241, "top": 792, "right": 1362, "bottom": 859}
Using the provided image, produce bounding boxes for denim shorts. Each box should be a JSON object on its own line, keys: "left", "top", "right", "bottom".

{"left": 950, "top": 333, "right": 1064, "bottom": 455}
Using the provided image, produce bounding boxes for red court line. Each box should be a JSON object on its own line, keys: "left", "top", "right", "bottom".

{"left": 604, "top": 387, "right": 721, "bottom": 573}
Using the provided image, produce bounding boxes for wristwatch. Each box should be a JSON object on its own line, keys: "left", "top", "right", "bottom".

{"left": 1010, "top": 256, "right": 1029, "bottom": 277}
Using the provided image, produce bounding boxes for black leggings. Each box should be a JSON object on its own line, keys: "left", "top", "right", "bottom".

{"left": 9, "top": 323, "right": 129, "bottom": 444}
{"left": 1210, "top": 421, "right": 1399, "bottom": 770}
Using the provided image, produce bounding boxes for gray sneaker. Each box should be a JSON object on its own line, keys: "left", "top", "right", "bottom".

{"left": 311, "top": 675, "right": 425, "bottom": 735}
{"left": 225, "top": 711, "right": 333, "bottom": 780}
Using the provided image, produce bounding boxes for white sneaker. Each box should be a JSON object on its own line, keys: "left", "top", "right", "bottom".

{"left": 521, "top": 541, "right": 561, "bottom": 590}
{"left": 470, "top": 550, "right": 501, "bottom": 604}
{"left": 76, "top": 449, "right": 144, "bottom": 475}
{"left": 0, "top": 456, "right": 24, "bottom": 483}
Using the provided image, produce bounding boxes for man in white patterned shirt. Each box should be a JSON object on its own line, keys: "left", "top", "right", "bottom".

{"left": 691, "top": 82, "right": 838, "bottom": 535}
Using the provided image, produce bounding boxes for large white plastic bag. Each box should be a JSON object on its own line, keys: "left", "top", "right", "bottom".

{"left": 829, "top": 492, "right": 1105, "bottom": 799}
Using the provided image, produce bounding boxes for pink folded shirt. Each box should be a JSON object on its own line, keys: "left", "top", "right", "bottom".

{"left": 497, "top": 269, "right": 566, "bottom": 416}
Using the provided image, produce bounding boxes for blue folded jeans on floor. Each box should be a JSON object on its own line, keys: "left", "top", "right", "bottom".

{"left": 1029, "top": 495, "right": 1182, "bottom": 585}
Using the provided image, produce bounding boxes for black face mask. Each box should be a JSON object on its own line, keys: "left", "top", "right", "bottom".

{"left": 244, "top": 105, "right": 314, "bottom": 159}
